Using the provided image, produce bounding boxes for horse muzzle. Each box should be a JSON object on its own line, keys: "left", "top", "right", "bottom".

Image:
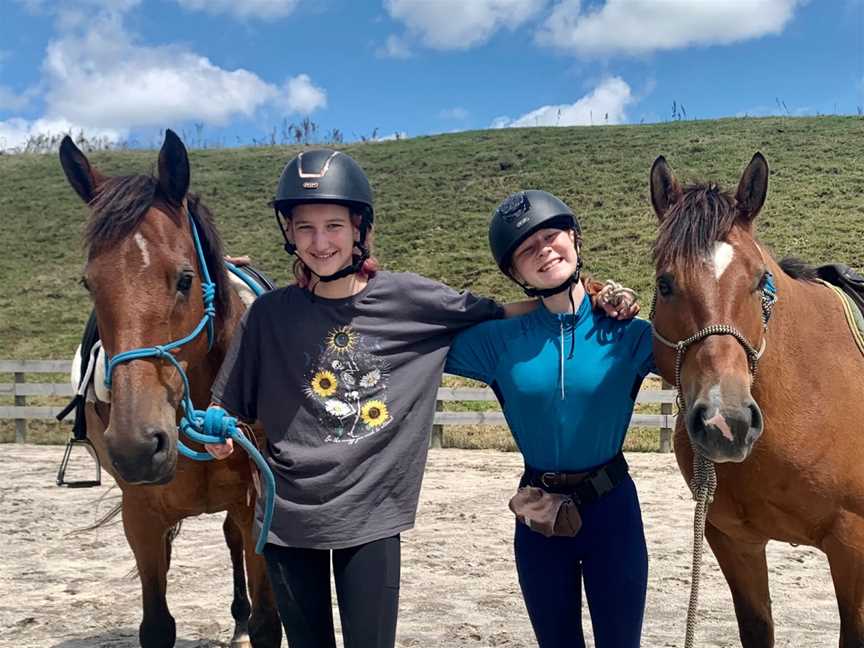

{"left": 685, "top": 396, "right": 763, "bottom": 463}
{"left": 105, "top": 423, "right": 178, "bottom": 484}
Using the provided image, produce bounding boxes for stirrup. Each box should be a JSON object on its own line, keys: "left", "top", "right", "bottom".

{"left": 56, "top": 437, "right": 102, "bottom": 488}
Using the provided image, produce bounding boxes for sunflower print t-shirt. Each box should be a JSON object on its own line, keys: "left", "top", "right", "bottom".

{"left": 211, "top": 271, "right": 503, "bottom": 549}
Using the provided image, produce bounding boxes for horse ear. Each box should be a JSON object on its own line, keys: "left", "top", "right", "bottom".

{"left": 650, "top": 155, "right": 681, "bottom": 221}
{"left": 157, "top": 129, "right": 190, "bottom": 206}
{"left": 735, "top": 152, "right": 768, "bottom": 223}
{"left": 59, "top": 136, "right": 105, "bottom": 203}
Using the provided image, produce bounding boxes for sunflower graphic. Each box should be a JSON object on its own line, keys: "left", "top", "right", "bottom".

{"left": 310, "top": 370, "right": 338, "bottom": 397}
{"left": 326, "top": 326, "right": 358, "bottom": 355}
{"left": 360, "top": 400, "right": 389, "bottom": 428}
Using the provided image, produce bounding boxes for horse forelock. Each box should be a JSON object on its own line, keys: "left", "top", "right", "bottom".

{"left": 652, "top": 182, "right": 740, "bottom": 271}
{"left": 84, "top": 175, "right": 232, "bottom": 322}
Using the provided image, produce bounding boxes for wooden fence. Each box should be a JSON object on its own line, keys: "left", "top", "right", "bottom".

{"left": 1, "top": 360, "right": 677, "bottom": 452}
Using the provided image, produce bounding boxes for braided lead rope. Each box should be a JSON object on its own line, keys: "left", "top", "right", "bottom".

{"left": 596, "top": 280, "right": 638, "bottom": 310}
{"left": 685, "top": 451, "right": 717, "bottom": 648}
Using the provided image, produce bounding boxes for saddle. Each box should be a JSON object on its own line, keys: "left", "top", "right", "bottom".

{"left": 816, "top": 264, "right": 864, "bottom": 316}
{"left": 815, "top": 263, "right": 864, "bottom": 355}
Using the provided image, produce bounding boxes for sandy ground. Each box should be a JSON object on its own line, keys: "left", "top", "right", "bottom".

{"left": 0, "top": 445, "right": 840, "bottom": 648}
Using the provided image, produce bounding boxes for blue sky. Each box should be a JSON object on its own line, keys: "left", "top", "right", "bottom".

{"left": 1, "top": 0, "right": 861, "bottom": 150}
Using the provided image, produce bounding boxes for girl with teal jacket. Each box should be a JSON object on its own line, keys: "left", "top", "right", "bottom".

{"left": 446, "top": 190, "right": 654, "bottom": 648}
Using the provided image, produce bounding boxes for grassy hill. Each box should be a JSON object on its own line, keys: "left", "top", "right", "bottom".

{"left": 2, "top": 116, "right": 864, "bottom": 359}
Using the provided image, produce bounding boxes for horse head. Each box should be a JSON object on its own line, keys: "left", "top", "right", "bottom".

{"left": 59, "top": 130, "right": 234, "bottom": 484}
{"left": 649, "top": 153, "right": 774, "bottom": 463}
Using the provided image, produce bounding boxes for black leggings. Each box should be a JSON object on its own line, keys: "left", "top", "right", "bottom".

{"left": 263, "top": 535, "right": 401, "bottom": 648}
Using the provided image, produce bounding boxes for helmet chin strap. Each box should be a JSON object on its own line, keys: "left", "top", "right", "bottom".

{"left": 518, "top": 258, "right": 583, "bottom": 298}
{"left": 275, "top": 207, "right": 370, "bottom": 283}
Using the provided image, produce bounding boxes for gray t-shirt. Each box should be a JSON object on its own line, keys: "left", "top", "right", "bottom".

{"left": 212, "top": 271, "right": 503, "bottom": 549}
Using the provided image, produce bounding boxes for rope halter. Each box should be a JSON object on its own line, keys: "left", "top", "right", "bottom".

{"left": 99, "top": 208, "right": 275, "bottom": 553}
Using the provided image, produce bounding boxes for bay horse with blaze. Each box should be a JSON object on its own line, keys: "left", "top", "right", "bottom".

{"left": 649, "top": 152, "right": 864, "bottom": 647}
{"left": 58, "top": 131, "right": 281, "bottom": 648}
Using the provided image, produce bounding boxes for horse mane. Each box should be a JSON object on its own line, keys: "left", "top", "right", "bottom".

{"left": 652, "top": 182, "right": 739, "bottom": 270}
{"left": 778, "top": 257, "right": 820, "bottom": 282}
{"left": 85, "top": 175, "right": 233, "bottom": 322}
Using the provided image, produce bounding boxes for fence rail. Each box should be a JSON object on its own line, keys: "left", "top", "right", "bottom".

{"left": 1, "top": 360, "right": 677, "bottom": 451}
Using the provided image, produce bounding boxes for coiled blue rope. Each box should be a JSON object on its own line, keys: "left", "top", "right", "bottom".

{"left": 102, "top": 211, "right": 275, "bottom": 553}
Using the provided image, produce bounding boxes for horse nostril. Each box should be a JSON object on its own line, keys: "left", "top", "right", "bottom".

{"left": 747, "top": 401, "right": 763, "bottom": 431}
{"left": 686, "top": 402, "right": 709, "bottom": 435}
{"left": 144, "top": 426, "right": 170, "bottom": 458}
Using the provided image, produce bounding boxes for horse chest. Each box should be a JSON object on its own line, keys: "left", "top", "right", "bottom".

{"left": 711, "top": 472, "right": 822, "bottom": 545}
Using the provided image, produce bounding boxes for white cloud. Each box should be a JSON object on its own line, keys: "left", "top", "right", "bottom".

{"left": 491, "top": 77, "right": 633, "bottom": 127}
{"left": 537, "top": 0, "right": 804, "bottom": 56}
{"left": 41, "top": 14, "right": 279, "bottom": 128}
{"left": 440, "top": 107, "right": 469, "bottom": 120}
{"left": 0, "top": 116, "right": 123, "bottom": 152}
{"left": 282, "top": 74, "right": 327, "bottom": 114}
{"left": 377, "top": 35, "right": 413, "bottom": 59}
{"left": 17, "top": 9, "right": 326, "bottom": 132}
{"left": 384, "top": 0, "right": 546, "bottom": 50}
{"left": 175, "top": 0, "right": 300, "bottom": 19}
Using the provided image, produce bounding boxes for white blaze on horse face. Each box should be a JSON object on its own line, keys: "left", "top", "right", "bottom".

{"left": 712, "top": 242, "right": 734, "bottom": 281}
{"left": 134, "top": 232, "right": 150, "bottom": 269}
{"left": 706, "top": 385, "right": 734, "bottom": 441}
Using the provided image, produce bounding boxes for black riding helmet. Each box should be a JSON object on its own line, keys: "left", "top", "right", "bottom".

{"left": 489, "top": 190, "right": 583, "bottom": 298}
{"left": 271, "top": 149, "right": 374, "bottom": 282}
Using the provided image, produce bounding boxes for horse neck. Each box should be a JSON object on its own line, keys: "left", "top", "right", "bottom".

{"left": 755, "top": 254, "right": 834, "bottom": 404}
{"left": 186, "top": 285, "right": 246, "bottom": 408}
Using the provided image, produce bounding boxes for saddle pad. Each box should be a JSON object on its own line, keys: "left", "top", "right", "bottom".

{"left": 817, "top": 279, "right": 864, "bottom": 358}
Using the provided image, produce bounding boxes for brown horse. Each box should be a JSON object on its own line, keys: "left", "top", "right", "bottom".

{"left": 649, "top": 152, "right": 864, "bottom": 647}
{"left": 59, "top": 131, "right": 281, "bottom": 648}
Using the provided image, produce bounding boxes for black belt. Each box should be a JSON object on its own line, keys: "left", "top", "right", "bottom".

{"left": 522, "top": 453, "right": 629, "bottom": 505}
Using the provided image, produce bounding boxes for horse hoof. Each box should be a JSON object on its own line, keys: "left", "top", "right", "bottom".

{"left": 230, "top": 633, "right": 252, "bottom": 648}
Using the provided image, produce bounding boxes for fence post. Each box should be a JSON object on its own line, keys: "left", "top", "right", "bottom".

{"left": 429, "top": 398, "right": 443, "bottom": 449}
{"left": 14, "top": 371, "right": 26, "bottom": 443}
{"left": 659, "top": 379, "right": 673, "bottom": 453}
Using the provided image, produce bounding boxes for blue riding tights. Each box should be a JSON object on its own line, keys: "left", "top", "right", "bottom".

{"left": 514, "top": 474, "right": 648, "bottom": 648}
{"left": 264, "top": 535, "right": 401, "bottom": 648}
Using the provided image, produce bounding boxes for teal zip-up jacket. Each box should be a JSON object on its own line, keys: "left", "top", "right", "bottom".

{"left": 445, "top": 293, "right": 655, "bottom": 472}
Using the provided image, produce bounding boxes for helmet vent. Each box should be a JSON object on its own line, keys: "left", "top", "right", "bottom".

{"left": 297, "top": 150, "right": 340, "bottom": 179}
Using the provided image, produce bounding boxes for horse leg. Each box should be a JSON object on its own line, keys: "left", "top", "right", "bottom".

{"left": 705, "top": 523, "right": 774, "bottom": 648}
{"left": 224, "top": 514, "right": 253, "bottom": 647}
{"left": 228, "top": 506, "right": 282, "bottom": 648}
{"left": 823, "top": 515, "right": 864, "bottom": 648}
{"left": 122, "top": 497, "right": 176, "bottom": 648}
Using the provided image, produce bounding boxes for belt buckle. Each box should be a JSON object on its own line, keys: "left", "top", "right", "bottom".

{"left": 540, "top": 472, "right": 557, "bottom": 488}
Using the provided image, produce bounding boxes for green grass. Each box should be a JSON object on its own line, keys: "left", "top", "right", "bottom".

{"left": 2, "top": 116, "right": 863, "bottom": 447}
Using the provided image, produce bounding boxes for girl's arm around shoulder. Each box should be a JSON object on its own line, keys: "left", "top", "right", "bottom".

{"left": 445, "top": 317, "right": 516, "bottom": 384}
{"left": 390, "top": 271, "right": 504, "bottom": 329}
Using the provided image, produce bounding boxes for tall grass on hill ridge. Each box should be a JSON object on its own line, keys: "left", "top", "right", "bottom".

{"left": 2, "top": 116, "right": 863, "bottom": 362}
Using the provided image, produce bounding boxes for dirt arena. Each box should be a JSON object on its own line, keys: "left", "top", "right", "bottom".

{"left": 0, "top": 445, "right": 839, "bottom": 647}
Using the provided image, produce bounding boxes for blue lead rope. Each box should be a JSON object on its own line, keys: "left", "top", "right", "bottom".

{"left": 102, "top": 210, "right": 275, "bottom": 554}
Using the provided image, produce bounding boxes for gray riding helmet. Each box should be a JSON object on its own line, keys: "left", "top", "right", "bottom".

{"left": 489, "top": 190, "right": 581, "bottom": 277}
{"left": 271, "top": 149, "right": 375, "bottom": 268}
{"left": 272, "top": 148, "right": 374, "bottom": 220}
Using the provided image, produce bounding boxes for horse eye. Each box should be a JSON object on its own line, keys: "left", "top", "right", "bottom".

{"left": 657, "top": 275, "right": 674, "bottom": 297}
{"left": 177, "top": 273, "right": 193, "bottom": 293}
{"left": 79, "top": 276, "right": 90, "bottom": 292}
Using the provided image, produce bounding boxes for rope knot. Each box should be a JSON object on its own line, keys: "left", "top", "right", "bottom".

{"left": 202, "top": 406, "right": 236, "bottom": 440}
